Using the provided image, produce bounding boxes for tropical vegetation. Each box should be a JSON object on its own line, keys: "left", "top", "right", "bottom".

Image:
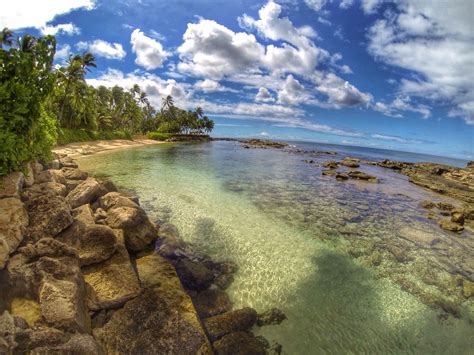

{"left": 0, "top": 29, "right": 213, "bottom": 176}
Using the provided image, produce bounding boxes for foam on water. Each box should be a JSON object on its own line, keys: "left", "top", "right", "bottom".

{"left": 78, "top": 141, "right": 474, "bottom": 354}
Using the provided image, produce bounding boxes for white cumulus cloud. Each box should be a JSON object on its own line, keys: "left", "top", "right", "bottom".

{"left": 40, "top": 23, "right": 80, "bottom": 36}
{"left": 131, "top": 29, "right": 170, "bottom": 70}
{"left": 77, "top": 40, "right": 126, "bottom": 60}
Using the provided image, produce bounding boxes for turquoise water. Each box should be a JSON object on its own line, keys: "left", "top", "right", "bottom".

{"left": 78, "top": 141, "right": 474, "bottom": 354}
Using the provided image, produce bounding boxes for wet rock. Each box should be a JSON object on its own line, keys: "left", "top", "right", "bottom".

{"left": 322, "top": 169, "right": 337, "bottom": 176}
{"left": 340, "top": 158, "right": 360, "bottom": 168}
{"left": 451, "top": 211, "right": 465, "bottom": 225}
{"left": 323, "top": 161, "right": 339, "bottom": 169}
{"left": 386, "top": 244, "right": 408, "bottom": 263}
{"left": 175, "top": 259, "right": 214, "bottom": 291}
{"left": 83, "top": 230, "right": 141, "bottom": 310}
{"left": 213, "top": 331, "right": 266, "bottom": 355}
{"left": 335, "top": 172, "right": 349, "bottom": 180}
{"left": 347, "top": 170, "right": 377, "bottom": 182}
{"left": 464, "top": 207, "right": 474, "bottom": 221}
{"left": 214, "top": 273, "right": 235, "bottom": 290}
{"left": 39, "top": 274, "right": 90, "bottom": 332}
{"left": 25, "top": 195, "right": 73, "bottom": 241}
{"left": 31, "top": 334, "right": 103, "bottom": 354}
{"left": 0, "top": 198, "right": 28, "bottom": 269}
{"left": 98, "top": 191, "right": 139, "bottom": 210}
{"left": 438, "top": 219, "right": 464, "bottom": 232}
{"left": 256, "top": 308, "right": 287, "bottom": 326}
{"left": 239, "top": 139, "right": 288, "bottom": 149}
{"left": 67, "top": 177, "right": 104, "bottom": 209}
{"left": 204, "top": 308, "right": 258, "bottom": 341}
{"left": 94, "top": 290, "right": 212, "bottom": 354}
{"left": 192, "top": 289, "right": 232, "bottom": 319}
{"left": 60, "top": 167, "right": 88, "bottom": 180}
{"left": 59, "top": 156, "right": 78, "bottom": 169}
{"left": 419, "top": 200, "right": 436, "bottom": 209}
{"left": 22, "top": 182, "right": 68, "bottom": 201}
{"left": 437, "top": 202, "right": 455, "bottom": 211}
{"left": 0, "top": 171, "right": 24, "bottom": 198}
{"left": 377, "top": 159, "right": 408, "bottom": 170}
{"left": 105, "top": 206, "right": 157, "bottom": 252}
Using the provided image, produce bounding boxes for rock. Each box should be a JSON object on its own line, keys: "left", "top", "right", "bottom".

{"left": 340, "top": 158, "right": 360, "bottom": 168}
{"left": 23, "top": 162, "right": 35, "bottom": 187}
{"left": 21, "top": 182, "right": 67, "bottom": 201}
{"left": 335, "top": 172, "right": 349, "bottom": 180}
{"left": 98, "top": 192, "right": 138, "bottom": 210}
{"left": 399, "top": 227, "right": 441, "bottom": 246}
{"left": 322, "top": 169, "right": 337, "bottom": 176}
{"left": 39, "top": 275, "right": 90, "bottom": 332}
{"left": 82, "top": 230, "right": 141, "bottom": 310}
{"left": 437, "top": 202, "right": 455, "bottom": 211}
{"left": 239, "top": 139, "right": 288, "bottom": 149}
{"left": 386, "top": 244, "right": 408, "bottom": 263}
{"left": 94, "top": 288, "right": 212, "bottom": 354}
{"left": 58, "top": 156, "right": 78, "bottom": 169}
{"left": 347, "top": 170, "right": 377, "bottom": 182}
{"left": 64, "top": 179, "right": 83, "bottom": 193}
{"left": 204, "top": 308, "right": 257, "bottom": 341}
{"left": 192, "top": 289, "right": 232, "bottom": 319}
{"left": 212, "top": 332, "right": 267, "bottom": 355}
{"left": 67, "top": 178, "right": 104, "bottom": 209}
{"left": 48, "top": 169, "right": 67, "bottom": 185}
{"left": 0, "top": 311, "right": 17, "bottom": 353}
{"left": 323, "top": 161, "right": 339, "bottom": 169}
{"left": 46, "top": 159, "right": 61, "bottom": 170}
{"left": 60, "top": 167, "right": 88, "bottom": 180}
{"left": 0, "top": 172, "right": 24, "bottom": 198}
{"left": 156, "top": 224, "right": 192, "bottom": 259}
{"left": 464, "top": 207, "right": 474, "bottom": 221}
{"left": 175, "top": 259, "right": 214, "bottom": 291}
{"left": 419, "top": 200, "right": 436, "bottom": 209}
{"left": 25, "top": 195, "right": 73, "bottom": 241}
{"left": 31, "top": 334, "right": 103, "bottom": 354}
{"left": 377, "top": 159, "right": 408, "bottom": 170}
{"left": 105, "top": 206, "right": 157, "bottom": 252}
{"left": 451, "top": 211, "right": 465, "bottom": 225}
{"left": 256, "top": 308, "right": 287, "bottom": 326}
{"left": 58, "top": 224, "right": 117, "bottom": 266}
{"left": 438, "top": 219, "right": 464, "bottom": 232}
{"left": 10, "top": 298, "right": 41, "bottom": 327}
{"left": 462, "top": 280, "right": 474, "bottom": 298}
{"left": 0, "top": 198, "right": 28, "bottom": 269}
{"left": 34, "top": 170, "right": 58, "bottom": 184}
{"left": 214, "top": 273, "right": 235, "bottom": 290}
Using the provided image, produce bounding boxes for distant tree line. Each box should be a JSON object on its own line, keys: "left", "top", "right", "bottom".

{"left": 0, "top": 29, "right": 214, "bottom": 175}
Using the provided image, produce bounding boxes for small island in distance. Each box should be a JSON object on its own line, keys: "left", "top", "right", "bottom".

{"left": 1, "top": 1, "right": 473, "bottom": 354}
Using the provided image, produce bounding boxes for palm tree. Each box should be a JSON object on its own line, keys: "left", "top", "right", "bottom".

{"left": 0, "top": 28, "right": 13, "bottom": 48}
{"left": 17, "top": 34, "right": 36, "bottom": 52}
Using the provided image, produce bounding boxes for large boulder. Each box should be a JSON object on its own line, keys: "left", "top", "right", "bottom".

{"left": 25, "top": 195, "right": 73, "bottom": 241}
{"left": 94, "top": 254, "right": 212, "bottom": 354}
{"left": 105, "top": 206, "right": 157, "bottom": 252}
{"left": 0, "top": 172, "right": 24, "bottom": 199}
{"left": 82, "top": 230, "right": 141, "bottom": 310}
{"left": 175, "top": 259, "right": 214, "bottom": 291}
{"left": 39, "top": 275, "right": 90, "bottom": 332}
{"left": 204, "top": 308, "right": 258, "bottom": 341}
{"left": 22, "top": 182, "right": 68, "bottom": 201}
{"left": 212, "top": 331, "right": 266, "bottom": 355}
{"left": 0, "top": 198, "right": 28, "bottom": 269}
{"left": 67, "top": 178, "right": 103, "bottom": 209}
{"left": 60, "top": 167, "right": 88, "bottom": 181}
{"left": 98, "top": 192, "right": 138, "bottom": 210}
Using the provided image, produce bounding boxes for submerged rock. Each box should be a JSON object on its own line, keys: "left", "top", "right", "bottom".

{"left": 419, "top": 200, "right": 436, "bottom": 209}
{"left": 204, "top": 308, "right": 257, "bottom": 341}
{"left": 399, "top": 227, "right": 441, "bottom": 246}
{"left": 175, "top": 259, "right": 214, "bottom": 291}
{"left": 438, "top": 219, "right": 464, "bottom": 232}
{"left": 323, "top": 161, "right": 339, "bottom": 169}
{"left": 347, "top": 170, "right": 377, "bottom": 182}
{"left": 256, "top": 308, "right": 287, "bottom": 326}
{"left": 340, "top": 158, "right": 360, "bottom": 168}
{"left": 212, "top": 331, "right": 266, "bottom": 355}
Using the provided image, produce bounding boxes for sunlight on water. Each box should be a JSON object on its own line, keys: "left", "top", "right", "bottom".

{"left": 78, "top": 141, "right": 474, "bottom": 354}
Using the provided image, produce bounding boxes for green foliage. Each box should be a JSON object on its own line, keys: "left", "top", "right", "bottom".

{"left": 147, "top": 132, "right": 174, "bottom": 141}
{"left": 0, "top": 31, "right": 57, "bottom": 175}
{"left": 57, "top": 128, "right": 132, "bottom": 145}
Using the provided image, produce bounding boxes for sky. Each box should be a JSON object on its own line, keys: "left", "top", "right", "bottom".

{"left": 2, "top": 0, "right": 473, "bottom": 159}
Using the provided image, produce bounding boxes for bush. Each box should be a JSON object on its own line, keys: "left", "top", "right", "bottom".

{"left": 57, "top": 128, "right": 132, "bottom": 145}
{"left": 147, "top": 132, "right": 174, "bottom": 141}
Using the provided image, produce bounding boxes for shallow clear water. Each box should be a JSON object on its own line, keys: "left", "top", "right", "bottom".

{"left": 78, "top": 141, "right": 474, "bottom": 354}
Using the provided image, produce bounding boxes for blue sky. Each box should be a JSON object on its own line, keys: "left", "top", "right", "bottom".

{"left": 3, "top": 0, "right": 473, "bottom": 159}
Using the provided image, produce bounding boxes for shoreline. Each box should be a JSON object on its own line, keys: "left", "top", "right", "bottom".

{"left": 52, "top": 138, "right": 166, "bottom": 159}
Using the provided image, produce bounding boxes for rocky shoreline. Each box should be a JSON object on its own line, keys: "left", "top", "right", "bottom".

{"left": 0, "top": 154, "right": 284, "bottom": 354}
